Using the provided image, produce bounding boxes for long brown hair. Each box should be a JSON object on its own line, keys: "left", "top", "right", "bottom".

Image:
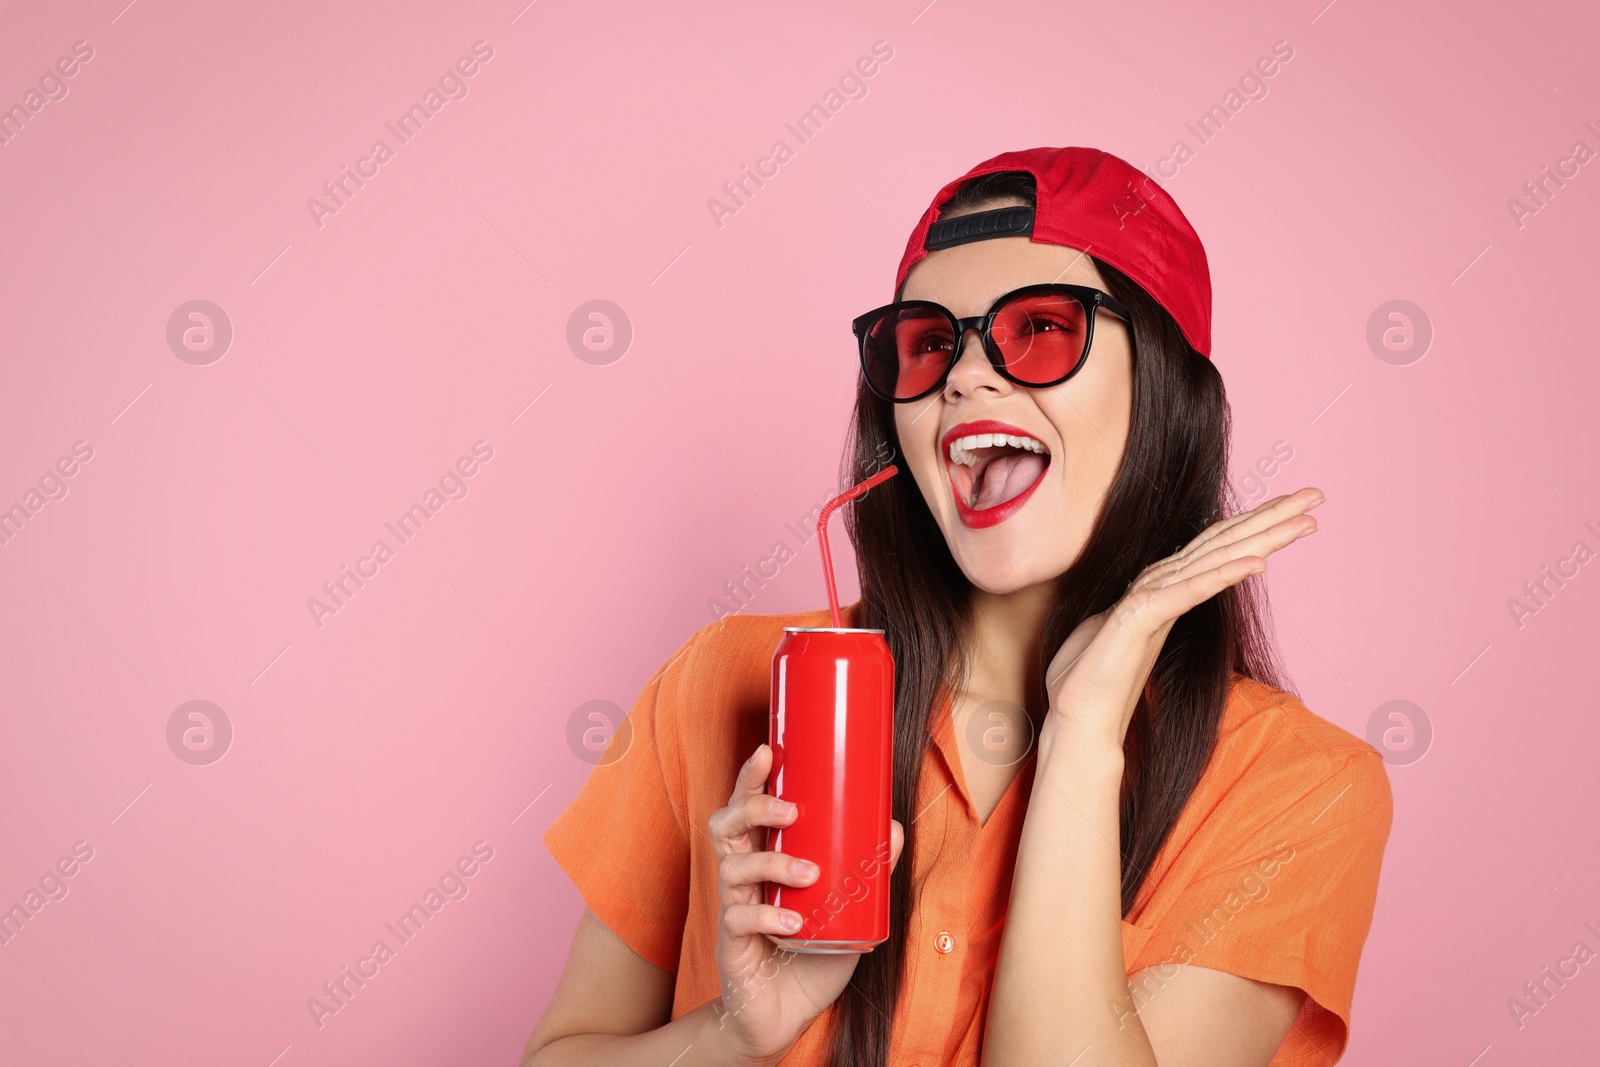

{"left": 827, "top": 170, "right": 1289, "bottom": 1063}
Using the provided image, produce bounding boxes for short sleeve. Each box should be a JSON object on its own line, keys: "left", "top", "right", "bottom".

{"left": 542, "top": 631, "right": 701, "bottom": 973}
{"left": 1127, "top": 745, "right": 1393, "bottom": 1064}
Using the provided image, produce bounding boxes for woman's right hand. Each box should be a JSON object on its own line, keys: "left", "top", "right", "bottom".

{"left": 707, "top": 742, "right": 904, "bottom": 1067}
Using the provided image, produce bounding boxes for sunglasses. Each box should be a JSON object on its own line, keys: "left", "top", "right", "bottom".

{"left": 852, "top": 283, "right": 1131, "bottom": 403}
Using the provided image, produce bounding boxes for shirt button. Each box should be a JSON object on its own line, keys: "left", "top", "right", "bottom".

{"left": 934, "top": 931, "right": 955, "bottom": 954}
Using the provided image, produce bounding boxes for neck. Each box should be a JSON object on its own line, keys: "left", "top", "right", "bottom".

{"left": 962, "top": 579, "right": 1060, "bottom": 714}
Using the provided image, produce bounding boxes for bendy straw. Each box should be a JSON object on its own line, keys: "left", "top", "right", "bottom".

{"left": 816, "top": 465, "right": 899, "bottom": 628}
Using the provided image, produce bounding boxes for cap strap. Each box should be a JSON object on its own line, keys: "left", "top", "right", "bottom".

{"left": 924, "top": 205, "right": 1034, "bottom": 251}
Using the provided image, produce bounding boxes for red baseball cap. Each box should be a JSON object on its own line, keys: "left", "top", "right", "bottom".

{"left": 893, "top": 146, "right": 1213, "bottom": 358}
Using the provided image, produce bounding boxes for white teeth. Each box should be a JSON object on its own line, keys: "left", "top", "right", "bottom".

{"left": 946, "top": 432, "right": 1047, "bottom": 466}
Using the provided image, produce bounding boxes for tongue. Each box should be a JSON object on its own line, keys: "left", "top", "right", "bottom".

{"left": 972, "top": 451, "right": 1047, "bottom": 510}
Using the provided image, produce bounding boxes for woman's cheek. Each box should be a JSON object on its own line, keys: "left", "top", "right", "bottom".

{"left": 898, "top": 421, "right": 943, "bottom": 511}
{"left": 920, "top": 456, "right": 950, "bottom": 526}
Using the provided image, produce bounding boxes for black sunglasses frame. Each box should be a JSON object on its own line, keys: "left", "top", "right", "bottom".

{"left": 852, "top": 283, "right": 1132, "bottom": 403}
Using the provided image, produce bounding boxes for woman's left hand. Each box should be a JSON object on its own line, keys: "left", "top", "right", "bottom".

{"left": 1042, "top": 487, "right": 1325, "bottom": 754}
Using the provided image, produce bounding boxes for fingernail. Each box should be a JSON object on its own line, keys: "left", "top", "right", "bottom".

{"left": 772, "top": 799, "right": 796, "bottom": 817}
{"left": 780, "top": 912, "right": 802, "bottom": 931}
{"left": 744, "top": 745, "right": 763, "bottom": 768}
{"left": 792, "top": 858, "right": 818, "bottom": 878}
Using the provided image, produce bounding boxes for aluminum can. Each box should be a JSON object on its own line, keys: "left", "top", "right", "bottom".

{"left": 764, "top": 626, "right": 894, "bottom": 952}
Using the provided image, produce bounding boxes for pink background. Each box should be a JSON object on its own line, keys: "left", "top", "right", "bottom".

{"left": 2, "top": 0, "right": 1597, "bottom": 1063}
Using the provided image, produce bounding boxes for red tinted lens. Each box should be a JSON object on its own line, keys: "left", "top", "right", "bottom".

{"left": 863, "top": 306, "right": 955, "bottom": 399}
{"left": 989, "top": 291, "right": 1090, "bottom": 384}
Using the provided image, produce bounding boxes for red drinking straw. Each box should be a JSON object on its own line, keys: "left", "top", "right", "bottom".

{"left": 817, "top": 464, "right": 899, "bottom": 628}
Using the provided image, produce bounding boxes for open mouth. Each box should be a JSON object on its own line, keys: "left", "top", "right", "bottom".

{"left": 942, "top": 420, "right": 1052, "bottom": 529}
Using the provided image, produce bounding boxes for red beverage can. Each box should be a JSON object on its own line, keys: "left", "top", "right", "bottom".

{"left": 764, "top": 626, "right": 894, "bottom": 952}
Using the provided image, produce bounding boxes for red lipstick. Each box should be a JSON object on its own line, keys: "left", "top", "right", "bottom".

{"left": 941, "top": 420, "right": 1052, "bottom": 530}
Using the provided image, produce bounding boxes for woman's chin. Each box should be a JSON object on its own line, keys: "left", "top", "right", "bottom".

{"left": 940, "top": 516, "right": 1086, "bottom": 596}
{"left": 950, "top": 548, "right": 1068, "bottom": 598}
{"left": 923, "top": 487, "right": 1081, "bottom": 596}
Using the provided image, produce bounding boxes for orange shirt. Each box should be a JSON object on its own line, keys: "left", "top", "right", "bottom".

{"left": 543, "top": 605, "right": 1392, "bottom": 1065}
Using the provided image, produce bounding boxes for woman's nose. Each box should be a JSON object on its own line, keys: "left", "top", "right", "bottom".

{"left": 942, "top": 326, "right": 1011, "bottom": 400}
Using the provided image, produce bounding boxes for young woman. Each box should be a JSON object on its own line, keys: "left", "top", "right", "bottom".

{"left": 528, "top": 147, "right": 1392, "bottom": 1067}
